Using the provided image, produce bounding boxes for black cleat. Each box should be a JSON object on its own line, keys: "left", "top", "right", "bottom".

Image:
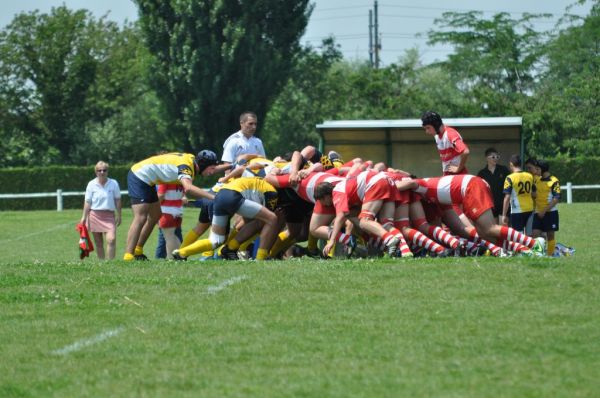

{"left": 134, "top": 254, "right": 149, "bottom": 261}
{"left": 220, "top": 246, "right": 239, "bottom": 260}
{"left": 171, "top": 250, "right": 187, "bottom": 261}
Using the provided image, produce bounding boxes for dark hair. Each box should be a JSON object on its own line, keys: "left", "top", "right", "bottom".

{"left": 314, "top": 182, "right": 334, "bottom": 200}
{"left": 420, "top": 111, "right": 443, "bottom": 132}
{"left": 309, "top": 150, "right": 322, "bottom": 164}
{"left": 485, "top": 147, "right": 498, "bottom": 157}
{"left": 537, "top": 159, "right": 550, "bottom": 173}
{"left": 524, "top": 157, "right": 538, "bottom": 167}
{"left": 509, "top": 154, "right": 521, "bottom": 168}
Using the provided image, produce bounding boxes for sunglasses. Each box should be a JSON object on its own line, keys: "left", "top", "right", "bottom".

{"left": 96, "top": 169, "right": 108, "bottom": 173}
{"left": 487, "top": 155, "right": 500, "bottom": 160}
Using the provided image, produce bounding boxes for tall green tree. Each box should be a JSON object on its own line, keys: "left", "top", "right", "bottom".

{"left": 135, "top": 0, "right": 313, "bottom": 153}
{"left": 0, "top": 6, "right": 154, "bottom": 166}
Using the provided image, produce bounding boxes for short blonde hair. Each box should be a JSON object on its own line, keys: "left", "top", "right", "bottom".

{"left": 95, "top": 161, "right": 109, "bottom": 171}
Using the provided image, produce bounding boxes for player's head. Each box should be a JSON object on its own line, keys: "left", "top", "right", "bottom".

{"left": 537, "top": 159, "right": 550, "bottom": 174}
{"left": 509, "top": 154, "right": 521, "bottom": 169}
{"left": 485, "top": 147, "right": 500, "bottom": 160}
{"left": 314, "top": 182, "right": 334, "bottom": 202}
{"left": 196, "top": 150, "right": 220, "bottom": 175}
{"left": 421, "top": 111, "right": 443, "bottom": 134}
{"left": 525, "top": 157, "right": 539, "bottom": 175}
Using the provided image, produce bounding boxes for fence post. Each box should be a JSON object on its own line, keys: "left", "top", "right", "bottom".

{"left": 566, "top": 182, "right": 572, "bottom": 204}
{"left": 57, "top": 189, "right": 63, "bottom": 211}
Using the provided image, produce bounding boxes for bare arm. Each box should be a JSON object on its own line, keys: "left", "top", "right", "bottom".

{"left": 501, "top": 194, "right": 510, "bottom": 225}
{"left": 80, "top": 200, "right": 91, "bottom": 224}
{"left": 180, "top": 178, "right": 215, "bottom": 200}
{"left": 322, "top": 211, "right": 348, "bottom": 257}
{"left": 115, "top": 198, "right": 122, "bottom": 227}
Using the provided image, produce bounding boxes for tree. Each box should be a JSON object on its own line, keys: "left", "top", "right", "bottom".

{"left": 0, "top": 6, "right": 154, "bottom": 166}
{"left": 526, "top": 1, "right": 600, "bottom": 157}
{"left": 135, "top": 0, "right": 313, "bottom": 154}
{"left": 426, "top": 11, "right": 551, "bottom": 115}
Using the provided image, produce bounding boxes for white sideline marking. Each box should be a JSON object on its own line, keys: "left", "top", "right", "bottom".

{"left": 52, "top": 327, "right": 124, "bottom": 356}
{"left": 0, "top": 221, "right": 72, "bottom": 244}
{"left": 207, "top": 276, "right": 247, "bottom": 294}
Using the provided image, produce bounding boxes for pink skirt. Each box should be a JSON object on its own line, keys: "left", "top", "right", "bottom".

{"left": 89, "top": 210, "right": 116, "bottom": 233}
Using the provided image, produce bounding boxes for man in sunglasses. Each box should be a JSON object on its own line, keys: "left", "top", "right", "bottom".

{"left": 477, "top": 147, "right": 510, "bottom": 223}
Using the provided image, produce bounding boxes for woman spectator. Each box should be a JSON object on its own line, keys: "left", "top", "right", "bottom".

{"left": 80, "top": 161, "right": 122, "bottom": 260}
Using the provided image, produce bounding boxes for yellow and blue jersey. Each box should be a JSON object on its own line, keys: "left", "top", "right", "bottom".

{"left": 221, "top": 177, "right": 278, "bottom": 210}
{"left": 131, "top": 153, "right": 196, "bottom": 186}
{"left": 503, "top": 171, "right": 534, "bottom": 213}
{"left": 534, "top": 175, "right": 560, "bottom": 212}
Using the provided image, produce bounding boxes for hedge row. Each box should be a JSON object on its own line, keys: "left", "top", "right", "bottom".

{"left": 0, "top": 165, "right": 220, "bottom": 211}
{"left": 1, "top": 158, "right": 599, "bottom": 210}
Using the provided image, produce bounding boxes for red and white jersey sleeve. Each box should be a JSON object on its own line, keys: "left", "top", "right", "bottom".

{"left": 413, "top": 175, "right": 473, "bottom": 206}
{"left": 434, "top": 126, "right": 468, "bottom": 173}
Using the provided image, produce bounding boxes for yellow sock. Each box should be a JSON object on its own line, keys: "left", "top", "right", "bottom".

{"left": 179, "top": 239, "right": 214, "bottom": 258}
{"left": 239, "top": 234, "right": 259, "bottom": 251}
{"left": 202, "top": 250, "right": 214, "bottom": 257}
{"left": 227, "top": 239, "right": 241, "bottom": 251}
{"left": 547, "top": 239, "right": 556, "bottom": 256}
{"left": 270, "top": 231, "right": 296, "bottom": 257}
{"left": 307, "top": 234, "right": 318, "bottom": 251}
{"left": 256, "top": 248, "right": 269, "bottom": 260}
{"left": 181, "top": 230, "right": 200, "bottom": 248}
{"left": 123, "top": 253, "right": 134, "bottom": 261}
{"left": 228, "top": 229, "right": 238, "bottom": 242}
{"left": 134, "top": 246, "right": 144, "bottom": 256}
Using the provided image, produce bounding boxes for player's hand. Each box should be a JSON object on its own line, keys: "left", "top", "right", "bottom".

{"left": 322, "top": 241, "right": 334, "bottom": 257}
{"left": 288, "top": 172, "right": 301, "bottom": 186}
{"left": 446, "top": 165, "right": 460, "bottom": 174}
{"left": 500, "top": 215, "right": 508, "bottom": 225}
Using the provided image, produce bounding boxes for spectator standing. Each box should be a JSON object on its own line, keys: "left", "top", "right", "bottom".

{"left": 216, "top": 111, "right": 266, "bottom": 173}
{"left": 421, "top": 111, "right": 470, "bottom": 175}
{"left": 80, "top": 161, "right": 122, "bottom": 260}
{"left": 477, "top": 147, "right": 510, "bottom": 222}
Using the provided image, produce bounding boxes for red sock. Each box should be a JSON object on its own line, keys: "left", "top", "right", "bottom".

{"left": 428, "top": 225, "right": 459, "bottom": 249}
{"left": 404, "top": 228, "right": 444, "bottom": 254}
{"left": 499, "top": 226, "right": 534, "bottom": 248}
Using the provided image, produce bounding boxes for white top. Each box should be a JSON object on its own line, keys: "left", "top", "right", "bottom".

{"left": 221, "top": 131, "right": 266, "bottom": 163}
{"left": 85, "top": 178, "right": 121, "bottom": 211}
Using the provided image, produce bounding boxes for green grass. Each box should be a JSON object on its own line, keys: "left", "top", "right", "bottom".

{"left": 1, "top": 204, "right": 599, "bottom": 397}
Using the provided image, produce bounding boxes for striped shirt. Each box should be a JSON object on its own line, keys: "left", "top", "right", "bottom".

{"left": 434, "top": 126, "right": 468, "bottom": 175}
{"left": 158, "top": 184, "right": 184, "bottom": 216}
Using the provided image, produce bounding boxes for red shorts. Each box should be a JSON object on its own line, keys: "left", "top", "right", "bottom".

{"left": 363, "top": 179, "right": 393, "bottom": 204}
{"left": 462, "top": 178, "right": 494, "bottom": 221}
{"left": 392, "top": 188, "right": 410, "bottom": 205}
{"left": 159, "top": 213, "right": 182, "bottom": 228}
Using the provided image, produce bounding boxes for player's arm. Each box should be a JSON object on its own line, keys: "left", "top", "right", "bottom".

{"left": 394, "top": 179, "right": 418, "bottom": 191}
{"left": 501, "top": 194, "right": 510, "bottom": 225}
{"left": 322, "top": 210, "right": 348, "bottom": 257}
{"left": 180, "top": 178, "right": 215, "bottom": 200}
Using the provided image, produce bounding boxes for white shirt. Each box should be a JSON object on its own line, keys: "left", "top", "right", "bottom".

{"left": 85, "top": 178, "right": 121, "bottom": 211}
{"left": 221, "top": 131, "right": 266, "bottom": 163}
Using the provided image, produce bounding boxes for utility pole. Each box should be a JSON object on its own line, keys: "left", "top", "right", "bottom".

{"left": 368, "top": 10, "right": 373, "bottom": 67}
{"left": 374, "top": 0, "right": 380, "bottom": 69}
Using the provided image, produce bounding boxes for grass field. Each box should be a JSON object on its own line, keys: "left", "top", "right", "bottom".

{"left": 1, "top": 204, "right": 600, "bottom": 397}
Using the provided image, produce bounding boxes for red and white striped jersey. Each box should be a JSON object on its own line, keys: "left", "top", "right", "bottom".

{"left": 413, "top": 175, "right": 475, "bottom": 206}
{"left": 158, "top": 183, "right": 184, "bottom": 216}
{"left": 332, "top": 170, "right": 389, "bottom": 212}
{"left": 434, "top": 126, "right": 468, "bottom": 174}
{"left": 297, "top": 172, "right": 344, "bottom": 204}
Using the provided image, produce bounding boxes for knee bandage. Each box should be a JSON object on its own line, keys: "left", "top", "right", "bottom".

{"left": 359, "top": 210, "right": 376, "bottom": 221}
{"left": 208, "top": 230, "right": 226, "bottom": 249}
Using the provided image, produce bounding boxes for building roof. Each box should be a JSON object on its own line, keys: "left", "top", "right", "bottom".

{"left": 316, "top": 117, "right": 522, "bottom": 129}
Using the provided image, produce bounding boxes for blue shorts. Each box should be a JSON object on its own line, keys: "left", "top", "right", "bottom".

{"left": 213, "top": 189, "right": 245, "bottom": 217}
{"left": 127, "top": 171, "right": 158, "bottom": 205}
{"left": 510, "top": 211, "right": 532, "bottom": 231}
{"left": 195, "top": 197, "right": 215, "bottom": 223}
{"left": 532, "top": 210, "right": 559, "bottom": 232}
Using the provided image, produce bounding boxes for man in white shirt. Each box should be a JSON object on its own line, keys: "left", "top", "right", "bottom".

{"left": 216, "top": 111, "right": 266, "bottom": 172}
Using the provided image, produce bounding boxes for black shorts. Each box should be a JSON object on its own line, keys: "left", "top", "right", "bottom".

{"left": 510, "top": 211, "right": 532, "bottom": 231}
{"left": 276, "top": 188, "right": 314, "bottom": 223}
{"left": 532, "top": 210, "right": 559, "bottom": 232}
{"left": 195, "top": 198, "right": 215, "bottom": 224}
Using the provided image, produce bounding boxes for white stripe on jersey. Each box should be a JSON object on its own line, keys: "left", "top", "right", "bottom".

{"left": 438, "top": 176, "right": 453, "bottom": 205}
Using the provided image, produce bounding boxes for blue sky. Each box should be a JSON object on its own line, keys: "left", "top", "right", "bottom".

{"left": 0, "top": 0, "right": 592, "bottom": 65}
